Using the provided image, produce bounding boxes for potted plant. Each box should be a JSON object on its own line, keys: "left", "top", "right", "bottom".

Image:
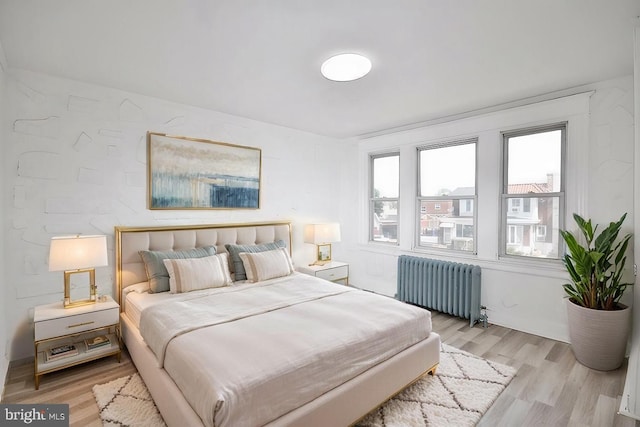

{"left": 560, "top": 213, "right": 633, "bottom": 371}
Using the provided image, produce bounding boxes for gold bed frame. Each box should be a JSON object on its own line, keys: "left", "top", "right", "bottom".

{"left": 115, "top": 221, "right": 440, "bottom": 426}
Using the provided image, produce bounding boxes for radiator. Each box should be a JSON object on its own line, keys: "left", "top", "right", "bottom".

{"left": 397, "top": 255, "right": 482, "bottom": 327}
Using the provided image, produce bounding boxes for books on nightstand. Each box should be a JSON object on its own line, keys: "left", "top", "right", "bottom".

{"left": 43, "top": 335, "right": 112, "bottom": 363}
{"left": 45, "top": 344, "right": 78, "bottom": 362}
{"left": 84, "top": 335, "right": 111, "bottom": 351}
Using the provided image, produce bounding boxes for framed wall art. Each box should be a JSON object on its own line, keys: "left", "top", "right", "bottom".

{"left": 147, "top": 132, "right": 262, "bottom": 209}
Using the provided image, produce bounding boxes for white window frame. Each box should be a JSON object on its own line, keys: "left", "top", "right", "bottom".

{"left": 500, "top": 123, "right": 566, "bottom": 260}
{"left": 369, "top": 152, "right": 400, "bottom": 245}
{"left": 416, "top": 138, "right": 478, "bottom": 254}
{"left": 358, "top": 92, "right": 589, "bottom": 277}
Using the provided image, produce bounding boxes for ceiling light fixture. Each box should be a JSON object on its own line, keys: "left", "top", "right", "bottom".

{"left": 321, "top": 53, "right": 372, "bottom": 82}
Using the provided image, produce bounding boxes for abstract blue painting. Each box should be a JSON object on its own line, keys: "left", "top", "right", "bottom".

{"left": 147, "top": 133, "right": 261, "bottom": 209}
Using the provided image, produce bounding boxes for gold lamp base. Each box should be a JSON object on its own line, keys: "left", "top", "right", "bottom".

{"left": 311, "top": 243, "right": 332, "bottom": 266}
{"left": 63, "top": 268, "right": 97, "bottom": 308}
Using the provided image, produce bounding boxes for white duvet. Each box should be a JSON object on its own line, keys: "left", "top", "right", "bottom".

{"left": 139, "top": 273, "right": 432, "bottom": 427}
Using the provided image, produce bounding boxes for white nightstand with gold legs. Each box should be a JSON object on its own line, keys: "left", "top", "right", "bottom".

{"left": 33, "top": 295, "right": 121, "bottom": 390}
{"left": 298, "top": 261, "right": 349, "bottom": 285}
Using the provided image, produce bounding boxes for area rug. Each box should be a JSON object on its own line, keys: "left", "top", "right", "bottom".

{"left": 93, "top": 344, "right": 516, "bottom": 427}
{"left": 93, "top": 373, "right": 166, "bottom": 427}
{"left": 356, "top": 344, "right": 517, "bottom": 426}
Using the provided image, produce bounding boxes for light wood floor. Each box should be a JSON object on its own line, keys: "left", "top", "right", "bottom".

{"left": 2, "top": 351, "right": 137, "bottom": 427}
{"left": 2, "top": 313, "right": 639, "bottom": 427}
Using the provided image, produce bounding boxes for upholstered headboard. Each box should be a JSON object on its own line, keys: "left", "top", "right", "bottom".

{"left": 114, "top": 221, "right": 292, "bottom": 306}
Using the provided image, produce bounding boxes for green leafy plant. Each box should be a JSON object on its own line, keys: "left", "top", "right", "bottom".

{"left": 560, "top": 213, "right": 632, "bottom": 310}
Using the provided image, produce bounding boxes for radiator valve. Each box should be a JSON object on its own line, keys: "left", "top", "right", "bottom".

{"left": 479, "top": 305, "right": 488, "bottom": 328}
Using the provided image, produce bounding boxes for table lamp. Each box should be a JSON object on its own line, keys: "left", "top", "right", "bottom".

{"left": 304, "top": 223, "right": 341, "bottom": 266}
{"left": 48, "top": 235, "right": 108, "bottom": 308}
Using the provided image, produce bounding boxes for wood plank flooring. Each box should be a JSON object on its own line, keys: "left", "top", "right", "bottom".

{"left": 2, "top": 313, "right": 639, "bottom": 426}
{"left": 431, "top": 312, "right": 639, "bottom": 427}
{"left": 2, "top": 352, "right": 136, "bottom": 427}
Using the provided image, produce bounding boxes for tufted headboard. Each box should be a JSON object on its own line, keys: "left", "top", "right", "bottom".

{"left": 114, "top": 221, "right": 292, "bottom": 307}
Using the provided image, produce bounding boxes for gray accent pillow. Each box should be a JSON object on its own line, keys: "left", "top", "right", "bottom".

{"left": 225, "top": 240, "right": 286, "bottom": 281}
{"left": 139, "top": 246, "right": 217, "bottom": 293}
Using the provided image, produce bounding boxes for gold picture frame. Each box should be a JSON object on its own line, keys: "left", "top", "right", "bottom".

{"left": 147, "top": 132, "right": 262, "bottom": 209}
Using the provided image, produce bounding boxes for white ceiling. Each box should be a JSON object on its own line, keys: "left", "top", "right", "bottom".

{"left": 0, "top": 1, "right": 638, "bottom": 138}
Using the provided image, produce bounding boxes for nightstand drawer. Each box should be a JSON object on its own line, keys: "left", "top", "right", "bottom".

{"left": 316, "top": 265, "right": 349, "bottom": 282}
{"left": 35, "top": 307, "right": 118, "bottom": 341}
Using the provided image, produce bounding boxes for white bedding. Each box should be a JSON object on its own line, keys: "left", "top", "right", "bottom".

{"left": 124, "top": 280, "right": 260, "bottom": 329}
{"left": 137, "top": 273, "right": 432, "bottom": 427}
{"left": 140, "top": 276, "right": 352, "bottom": 367}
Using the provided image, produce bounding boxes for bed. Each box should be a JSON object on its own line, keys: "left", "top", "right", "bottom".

{"left": 115, "top": 221, "right": 440, "bottom": 427}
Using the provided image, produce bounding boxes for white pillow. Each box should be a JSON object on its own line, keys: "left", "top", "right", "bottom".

{"left": 239, "top": 248, "right": 294, "bottom": 282}
{"left": 123, "top": 282, "right": 150, "bottom": 294}
{"left": 163, "top": 253, "right": 232, "bottom": 293}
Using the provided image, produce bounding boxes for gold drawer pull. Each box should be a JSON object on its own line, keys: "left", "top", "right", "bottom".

{"left": 67, "top": 321, "right": 94, "bottom": 329}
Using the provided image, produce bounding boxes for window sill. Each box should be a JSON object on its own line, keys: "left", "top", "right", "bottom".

{"left": 360, "top": 242, "right": 567, "bottom": 279}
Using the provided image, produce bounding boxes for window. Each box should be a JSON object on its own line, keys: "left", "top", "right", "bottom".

{"left": 370, "top": 153, "right": 399, "bottom": 243}
{"left": 501, "top": 124, "right": 565, "bottom": 259}
{"left": 417, "top": 139, "right": 477, "bottom": 252}
{"left": 536, "top": 225, "right": 547, "bottom": 241}
{"left": 508, "top": 225, "right": 522, "bottom": 244}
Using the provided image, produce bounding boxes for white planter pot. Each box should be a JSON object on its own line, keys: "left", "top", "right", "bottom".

{"left": 566, "top": 299, "right": 631, "bottom": 371}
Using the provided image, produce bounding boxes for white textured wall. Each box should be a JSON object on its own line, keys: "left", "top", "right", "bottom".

{"left": 588, "top": 81, "right": 635, "bottom": 223}
{"left": 585, "top": 77, "right": 635, "bottom": 320}
{"left": 345, "top": 76, "right": 635, "bottom": 343}
{"left": 4, "top": 69, "right": 350, "bottom": 360}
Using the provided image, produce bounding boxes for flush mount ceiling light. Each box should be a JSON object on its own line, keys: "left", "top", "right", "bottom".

{"left": 321, "top": 53, "right": 372, "bottom": 82}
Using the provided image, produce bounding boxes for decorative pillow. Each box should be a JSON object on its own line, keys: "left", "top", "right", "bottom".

{"left": 239, "top": 248, "right": 295, "bottom": 282}
{"left": 225, "top": 240, "right": 286, "bottom": 281}
{"left": 163, "top": 253, "right": 232, "bottom": 293}
{"left": 123, "top": 282, "right": 150, "bottom": 295}
{"left": 139, "top": 246, "right": 217, "bottom": 293}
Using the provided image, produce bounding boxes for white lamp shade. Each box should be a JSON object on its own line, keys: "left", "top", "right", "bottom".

{"left": 304, "top": 223, "right": 341, "bottom": 244}
{"left": 48, "top": 235, "right": 108, "bottom": 271}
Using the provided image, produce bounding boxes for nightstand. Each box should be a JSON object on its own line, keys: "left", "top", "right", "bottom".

{"left": 298, "top": 261, "right": 349, "bottom": 285}
{"left": 33, "top": 295, "right": 121, "bottom": 389}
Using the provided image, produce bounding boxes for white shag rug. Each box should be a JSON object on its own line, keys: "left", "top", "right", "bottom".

{"left": 93, "top": 373, "right": 166, "bottom": 427}
{"left": 356, "top": 344, "right": 517, "bottom": 426}
{"left": 93, "top": 344, "right": 516, "bottom": 427}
